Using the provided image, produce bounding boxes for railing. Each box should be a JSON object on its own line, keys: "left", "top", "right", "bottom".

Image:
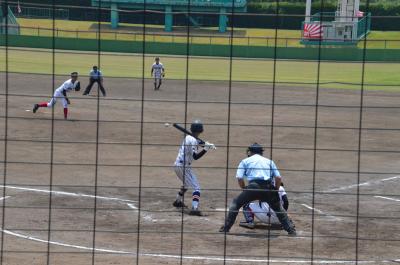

{"left": 9, "top": 5, "right": 69, "bottom": 20}
{"left": 1, "top": 24, "right": 400, "bottom": 49}
{"left": 310, "top": 12, "right": 336, "bottom": 22}
{"left": 357, "top": 12, "right": 371, "bottom": 39}
{"left": 92, "top": 0, "right": 247, "bottom": 8}
{"left": 0, "top": 7, "right": 20, "bottom": 35}
{"left": 7, "top": 6, "right": 19, "bottom": 25}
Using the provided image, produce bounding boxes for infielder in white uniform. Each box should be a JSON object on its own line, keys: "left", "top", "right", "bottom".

{"left": 33, "top": 72, "right": 81, "bottom": 120}
{"left": 172, "top": 120, "right": 215, "bottom": 216}
{"left": 240, "top": 185, "right": 289, "bottom": 229}
{"left": 151, "top": 57, "right": 165, "bottom": 90}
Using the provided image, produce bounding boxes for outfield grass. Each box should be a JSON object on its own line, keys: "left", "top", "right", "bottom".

{"left": 1, "top": 48, "right": 399, "bottom": 91}
{"left": 17, "top": 18, "right": 400, "bottom": 49}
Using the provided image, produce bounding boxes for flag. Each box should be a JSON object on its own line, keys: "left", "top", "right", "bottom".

{"left": 17, "top": 1, "right": 21, "bottom": 14}
{"left": 303, "top": 23, "right": 323, "bottom": 39}
{"left": 356, "top": 11, "right": 364, "bottom": 17}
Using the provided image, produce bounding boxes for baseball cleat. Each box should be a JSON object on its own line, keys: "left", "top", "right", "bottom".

{"left": 288, "top": 228, "right": 297, "bottom": 237}
{"left": 239, "top": 220, "right": 255, "bottom": 229}
{"left": 219, "top": 225, "right": 229, "bottom": 233}
{"left": 173, "top": 200, "right": 187, "bottom": 208}
{"left": 33, "top": 104, "right": 39, "bottom": 113}
{"left": 189, "top": 207, "right": 203, "bottom": 216}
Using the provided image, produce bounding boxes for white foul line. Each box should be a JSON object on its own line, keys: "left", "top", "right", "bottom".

{"left": 300, "top": 204, "right": 342, "bottom": 221}
{"left": 323, "top": 175, "right": 400, "bottom": 193}
{"left": 374, "top": 196, "right": 400, "bottom": 203}
{"left": 2, "top": 229, "right": 131, "bottom": 254}
{"left": 1, "top": 181, "right": 399, "bottom": 264}
{"left": 297, "top": 175, "right": 400, "bottom": 221}
{"left": 0, "top": 228, "right": 393, "bottom": 264}
{"left": 0, "top": 196, "right": 10, "bottom": 201}
{"left": 127, "top": 203, "right": 157, "bottom": 222}
{"left": 0, "top": 185, "right": 159, "bottom": 222}
{"left": 0, "top": 185, "right": 137, "bottom": 203}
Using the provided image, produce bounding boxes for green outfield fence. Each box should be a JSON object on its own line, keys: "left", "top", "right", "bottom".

{"left": 3, "top": 24, "right": 400, "bottom": 49}
{"left": 1, "top": 34, "right": 400, "bottom": 61}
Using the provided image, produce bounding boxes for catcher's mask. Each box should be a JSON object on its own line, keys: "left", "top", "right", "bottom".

{"left": 247, "top": 143, "right": 264, "bottom": 156}
{"left": 190, "top": 120, "right": 204, "bottom": 133}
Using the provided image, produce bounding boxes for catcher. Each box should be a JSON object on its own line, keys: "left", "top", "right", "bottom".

{"left": 219, "top": 143, "right": 296, "bottom": 236}
{"left": 240, "top": 184, "right": 290, "bottom": 229}
{"left": 33, "top": 72, "right": 80, "bottom": 120}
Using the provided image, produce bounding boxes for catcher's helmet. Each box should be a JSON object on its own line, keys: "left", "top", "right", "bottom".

{"left": 247, "top": 143, "right": 264, "bottom": 155}
{"left": 190, "top": 120, "right": 204, "bottom": 133}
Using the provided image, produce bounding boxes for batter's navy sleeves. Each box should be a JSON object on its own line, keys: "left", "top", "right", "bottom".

{"left": 193, "top": 149, "right": 206, "bottom": 160}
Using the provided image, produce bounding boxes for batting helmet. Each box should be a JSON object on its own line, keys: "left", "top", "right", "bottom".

{"left": 247, "top": 143, "right": 264, "bottom": 155}
{"left": 190, "top": 120, "right": 204, "bottom": 133}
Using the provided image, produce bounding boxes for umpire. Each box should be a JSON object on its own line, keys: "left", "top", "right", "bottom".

{"left": 219, "top": 143, "right": 296, "bottom": 236}
{"left": 83, "top": 66, "right": 106, "bottom": 96}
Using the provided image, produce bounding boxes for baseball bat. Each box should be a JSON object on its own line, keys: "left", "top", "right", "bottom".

{"left": 172, "top": 123, "right": 205, "bottom": 145}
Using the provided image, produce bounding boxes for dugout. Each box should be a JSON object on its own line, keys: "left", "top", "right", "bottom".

{"left": 91, "top": 0, "right": 247, "bottom": 33}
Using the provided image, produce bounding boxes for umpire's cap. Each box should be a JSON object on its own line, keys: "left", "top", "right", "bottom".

{"left": 247, "top": 143, "right": 264, "bottom": 155}
{"left": 190, "top": 120, "right": 204, "bottom": 133}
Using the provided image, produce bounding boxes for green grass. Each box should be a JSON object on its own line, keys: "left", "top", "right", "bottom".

{"left": 17, "top": 18, "right": 400, "bottom": 49}
{"left": 1, "top": 48, "right": 399, "bottom": 91}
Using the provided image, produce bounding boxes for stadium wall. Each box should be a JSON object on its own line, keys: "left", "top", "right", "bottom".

{"left": 1, "top": 34, "right": 399, "bottom": 62}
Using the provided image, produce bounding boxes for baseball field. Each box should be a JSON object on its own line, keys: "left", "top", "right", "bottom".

{"left": 0, "top": 45, "right": 399, "bottom": 264}
{"left": 1, "top": 48, "right": 400, "bottom": 90}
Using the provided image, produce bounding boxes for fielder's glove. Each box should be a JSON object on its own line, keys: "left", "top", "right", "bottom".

{"left": 74, "top": 81, "right": 81, "bottom": 91}
{"left": 66, "top": 98, "right": 71, "bottom": 105}
{"left": 162, "top": 73, "right": 165, "bottom": 77}
{"left": 204, "top": 141, "right": 216, "bottom": 151}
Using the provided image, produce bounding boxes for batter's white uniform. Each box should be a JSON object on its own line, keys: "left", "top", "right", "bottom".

{"left": 47, "top": 79, "right": 77, "bottom": 108}
{"left": 249, "top": 186, "right": 287, "bottom": 225}
{"left": 152, "top": 62, "right": 164, "bottom": 80}
{"left": 174, "top": 135, "right": 200, "bottom": 191}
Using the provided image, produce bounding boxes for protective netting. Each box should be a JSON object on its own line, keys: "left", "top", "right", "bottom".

{"left": 0, "top": 0, "right": 399, "bottom": 264}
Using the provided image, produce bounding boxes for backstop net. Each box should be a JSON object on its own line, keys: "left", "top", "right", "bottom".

{"left": 0, "top": 0, "right": 399, "bottom": 264}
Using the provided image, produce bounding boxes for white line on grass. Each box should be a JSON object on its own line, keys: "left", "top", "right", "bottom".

{"left": 374, "top": 196, "right": 400, "bottom": 203}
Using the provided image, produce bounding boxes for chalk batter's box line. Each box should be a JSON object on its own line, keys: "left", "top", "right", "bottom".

{"left": 0, "top": 180, "right": 399, "bottom": 264}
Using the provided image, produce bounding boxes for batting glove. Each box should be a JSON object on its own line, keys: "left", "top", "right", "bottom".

{"left": 204, "top": 142, "right": 216, "bottom": 151}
